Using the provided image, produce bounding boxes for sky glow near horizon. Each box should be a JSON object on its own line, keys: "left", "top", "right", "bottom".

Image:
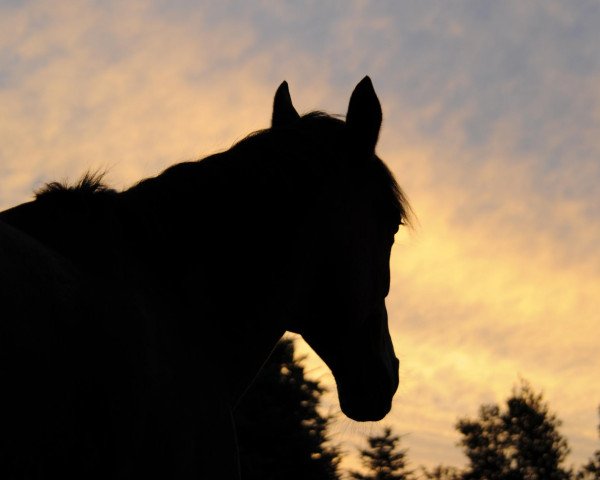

{"left": 1, "top": 0, "right": 599, "bottom": 473}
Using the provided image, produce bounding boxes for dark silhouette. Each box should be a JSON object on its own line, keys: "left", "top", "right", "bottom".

{"left": 420, "top": 465, "right": 462, "bottom": 480}
{"left": 577, "top": 407, "right": 600, "bottom": 480}
{"left": 235, "top": 338, "right": 341, "bottom": 479}
{"left": 349, "top": 426, "right": 413, "bottom": 480}
{"left": 457, "top": 380, "right": 572, "bottom": 480}
{"left": 0, "top": 77, "right": 409, "bottom": 479}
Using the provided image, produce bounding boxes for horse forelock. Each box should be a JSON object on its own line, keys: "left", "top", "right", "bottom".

{"left": 371, "top": 158, "right": 414, "bottom": 230}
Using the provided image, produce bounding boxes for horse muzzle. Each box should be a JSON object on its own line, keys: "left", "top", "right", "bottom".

{"left": 301, "top": 306, "right": 400, "bottom": 422}
{"left": 336, "top": 354, "right": 399, "bottom": 422}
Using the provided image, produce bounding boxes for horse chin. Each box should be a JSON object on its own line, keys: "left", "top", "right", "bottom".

{"left": 338, "top": 393, "right": 393, "bottom": 422}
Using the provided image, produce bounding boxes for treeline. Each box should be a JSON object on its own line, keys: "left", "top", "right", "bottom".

{"left": 235, "top": 338, "right": 600, "bottom": 480}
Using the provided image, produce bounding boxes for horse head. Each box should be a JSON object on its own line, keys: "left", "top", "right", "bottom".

{"left": 273, "top": 78, "right": 408, "bottom": 422}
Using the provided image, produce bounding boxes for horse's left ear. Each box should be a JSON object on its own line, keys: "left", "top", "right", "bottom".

{"left": 346, "top": 76, "right": 382, "bottom": 153}
{"left": 272, "top": 81, "right": 300, "bottom": 127}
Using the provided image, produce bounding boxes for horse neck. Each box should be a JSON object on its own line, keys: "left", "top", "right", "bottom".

{"left": 121, "top": 151, "right": 315, "bottom": 403}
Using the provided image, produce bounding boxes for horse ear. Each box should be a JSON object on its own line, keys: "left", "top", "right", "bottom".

{"left": 346, "top": 76, "right": 382, "bottom": 153}
{"left": 272, "top": 81, "right": 300, "bottom": 127}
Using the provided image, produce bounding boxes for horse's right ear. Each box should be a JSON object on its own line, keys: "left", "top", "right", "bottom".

{"left": 346, "top": 76, "right": 382, "bottom": 153}
{"left": 272, "top": 81, "right": 300, "bottom": 127}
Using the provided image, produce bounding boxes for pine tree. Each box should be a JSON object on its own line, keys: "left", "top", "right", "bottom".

{"left": 577, "top": 407, "right": 600, "bottom": 480}
{"left": 234, "top": 337, "right": 341, "bottom": 480}
{"left": 457, "top": 379, "right": 572, "bottom": 480}
{"left": 457, "top": 403, "right": 511, "bottom": 479}
{"left": 420, "top": 465, "right": 462, "bottom": 480}
{"left": 349, "top": 427, "right": 413, "bottom": 480}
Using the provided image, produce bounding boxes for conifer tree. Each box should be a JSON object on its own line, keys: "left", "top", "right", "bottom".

{"left": 420, "top": 465, "right": 462, "bottom": 480}
{"left": 234, "top": 337, "right": 341, "bottom": 480}
{"left": 349, "top": 426, "right": 413, "bottom": 480}
{"left": 457, "top": 380, "right": 572, "bottom": 480}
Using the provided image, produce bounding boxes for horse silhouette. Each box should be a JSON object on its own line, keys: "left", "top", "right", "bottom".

{"left": 0, "top": 77, "right": 411, "bottom": 479}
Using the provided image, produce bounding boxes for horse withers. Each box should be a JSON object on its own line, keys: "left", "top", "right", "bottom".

{"left": 0, "top": 77, "right": 410, "bottom": 478}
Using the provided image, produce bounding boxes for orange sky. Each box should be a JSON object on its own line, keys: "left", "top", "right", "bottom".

{"left": 1, "top": 1, "right": 599, "bottom": 473}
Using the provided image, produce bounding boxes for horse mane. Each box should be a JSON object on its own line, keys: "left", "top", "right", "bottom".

{"left": 35, "top": 171, "right": 116, "bottom": 199}
{"left": 33, "top": 111, "right": 412, "bottom": 228}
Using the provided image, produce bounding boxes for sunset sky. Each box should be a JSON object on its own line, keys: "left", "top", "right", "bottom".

{"left": 1, "top": 0, "right": 599, "bottom": 474}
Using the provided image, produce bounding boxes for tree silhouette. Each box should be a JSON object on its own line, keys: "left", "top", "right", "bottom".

{"left": 349, "top": 426, "right": 413, "bottom": 480}
{"left": 420, "top": 465, "right": 462, "bottom": 480}
{"left": 577, "top": 407, "right": 600, "bottom": 480}
{"left": 457, "top": 379, "right": 572, "bottom": 480}
{"left": 234, "top": 337, "right": 341, "bottom": 480}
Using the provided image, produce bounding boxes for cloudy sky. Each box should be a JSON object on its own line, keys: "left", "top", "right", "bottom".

{"left": 1, "top": 0, "right": 599, "bottom": 474}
